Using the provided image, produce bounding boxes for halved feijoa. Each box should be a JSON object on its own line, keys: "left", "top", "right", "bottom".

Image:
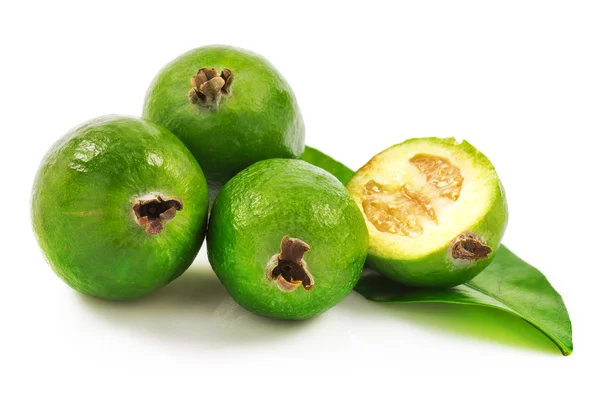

{"left": 143, "top": 45, "right": 305, "bottom": 200}
{"left": 207, "top": 159, "right": 368, "bottom": 319}
{"left": 31, "top": 115, "right": 209, "bottom": 300}
{"left": 347, "top": 137, "right": 508, "bottom": 288}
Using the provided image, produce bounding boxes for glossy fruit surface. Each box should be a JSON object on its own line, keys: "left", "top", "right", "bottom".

{"left": 32, "top": 115, "right": 209, "bottom": 300}
{"left": 207, "top": 159, "right": 368, "bottom": 319}
{"left": 347, "top": 137, "right": 508, "bottom": 288}
{"left": 143, "top": 45, "right": 305, "bottom": 199}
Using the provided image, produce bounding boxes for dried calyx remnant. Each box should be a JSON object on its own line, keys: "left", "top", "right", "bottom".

{"left": 451, "top": 232, "right": 492, "bottom": 260}
{"left": 188, "top": 67, "right": 234, "bottom": 109}
{"left": 362, "top": 154, "right": 464, "bottom": 237}
{"left": 132, "top": 195, "right": 183, "bottom": 235}
{"left": 266, "top": 236, "right": 314, "bottom": 292}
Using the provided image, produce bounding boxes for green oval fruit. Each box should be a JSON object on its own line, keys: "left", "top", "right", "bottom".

{"left": 347, "top": 137, "right": 508, "bottom": 288}
{"left": 32, "top": 115, "right": 209, "bottom": 300}
{"left": 207, "top": 159, "right": 368, "bottom": 319}
{"left": 143, "top": 45, "right": 305, "bottom": 200}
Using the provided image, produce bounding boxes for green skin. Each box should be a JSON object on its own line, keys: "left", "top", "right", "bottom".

{"left": 31, "top": 116, "right": 209, "bottom": 300}
{"left": 367, "top": 195, "right": 508, "bottom": 288}
{"left": 143, "top": 45, "right": 305, "bottom": 200}
{"left": 348, "top": 138, "right": 509, "bottom": 288}
{"left": 207, "top": 159, "right": 368, "bottom": 319}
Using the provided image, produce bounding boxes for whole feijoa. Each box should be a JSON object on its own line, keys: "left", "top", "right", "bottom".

{"left": 143, "top": 45, "right": 305, "bottom": 199}
{"left": 31, "top": 115, "right": 209, "bottom": 300}
{"left": 207, "top": 159, "right": 368, "bottom": 319}
{"left": 347, "top": 137, "right": 508, "bottom": 288}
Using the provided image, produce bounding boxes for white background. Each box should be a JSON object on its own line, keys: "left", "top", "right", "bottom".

{"left": 1, "top": 1, "right": 598, "bottom": 415}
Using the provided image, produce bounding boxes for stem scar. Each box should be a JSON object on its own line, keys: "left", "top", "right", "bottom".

{"left": 451, "top": 232, "right": 492, "bottom": 260}
{"left": 132, "top": 195, "right": 183, "bottom": 235}
{"left": 188, "top": 67, "right": 234, "bottom": 109}
{"left": 265, "top": 236, "right": 314, "bottom": 292}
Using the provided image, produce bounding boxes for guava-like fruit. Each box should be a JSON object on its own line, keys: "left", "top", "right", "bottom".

{"left": 31, "top": 115, "right": 209, "bottom": 300}
{"left": 346, "top": 137, "right": 508, "bottom": 288}
{"left": 143, "top": 45, "right": 305, "bottom": 200}
{"left": 207, "top": 159, "right": 368, "bottom": 319}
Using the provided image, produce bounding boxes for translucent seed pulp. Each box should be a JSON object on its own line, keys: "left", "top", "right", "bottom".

{"left": 362, "top": 154, "right": 464, "bottom": 237}
{"left": 362, "top": 181, "right": 436, "bottom": 237}
{"left": 410, "top": 154, "right": 463, "bottom": 201}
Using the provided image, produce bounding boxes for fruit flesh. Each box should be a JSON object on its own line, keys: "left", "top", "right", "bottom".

{"left": 349, "top": 139, "right": 503, "bottom": 259}
{"left": 411, "top": 154, "right": 463, "bottom": 200}
{"left": 347, "top": 137, "right": 508, "bottom": 287}
{"left": 31, "top": 116, "right": 209, "bottom": 300}
{"left": 363, "top": 180, "right": 437, "bottom": 237}
{"left": 361, "top": 154, "right": 464, "bottom": 238}
{"left": 207, "top": 159, "right": 368, "bottom": 319}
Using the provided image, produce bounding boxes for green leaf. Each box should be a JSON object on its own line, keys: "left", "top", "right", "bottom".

{"left": 301, "top": 146, "right": 355, "bottom": 185}
{"left": 304, "top": 146, "right": 573, "bottom": 355}
{"left": 355, "top": 246, "right": 573, "bottom": 355}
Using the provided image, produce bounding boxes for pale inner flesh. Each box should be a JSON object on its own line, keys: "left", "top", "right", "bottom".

{"left": 362, "top": 154, "right": 464, "bottom": 237}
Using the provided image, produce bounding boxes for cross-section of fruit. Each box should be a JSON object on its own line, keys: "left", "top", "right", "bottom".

{"left": 347, "top": 137, "right": 508, "bottom": 287}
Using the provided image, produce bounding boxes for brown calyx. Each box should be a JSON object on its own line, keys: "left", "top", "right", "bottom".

{"left": 188, "top": 67, "right": 234, "bottom": 109}
{"left": 132, "top": 195, "right": 183, "bottom": 235}
{"left": 265, "top": 236, "right": 314, "bottom": 292}
{"left": 451, "top": 232, "right": 492, "bottom": 260}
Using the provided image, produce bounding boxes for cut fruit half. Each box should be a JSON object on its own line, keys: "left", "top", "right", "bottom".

{"left": 347, "top": 137, "right": 508, "bottom": 287}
